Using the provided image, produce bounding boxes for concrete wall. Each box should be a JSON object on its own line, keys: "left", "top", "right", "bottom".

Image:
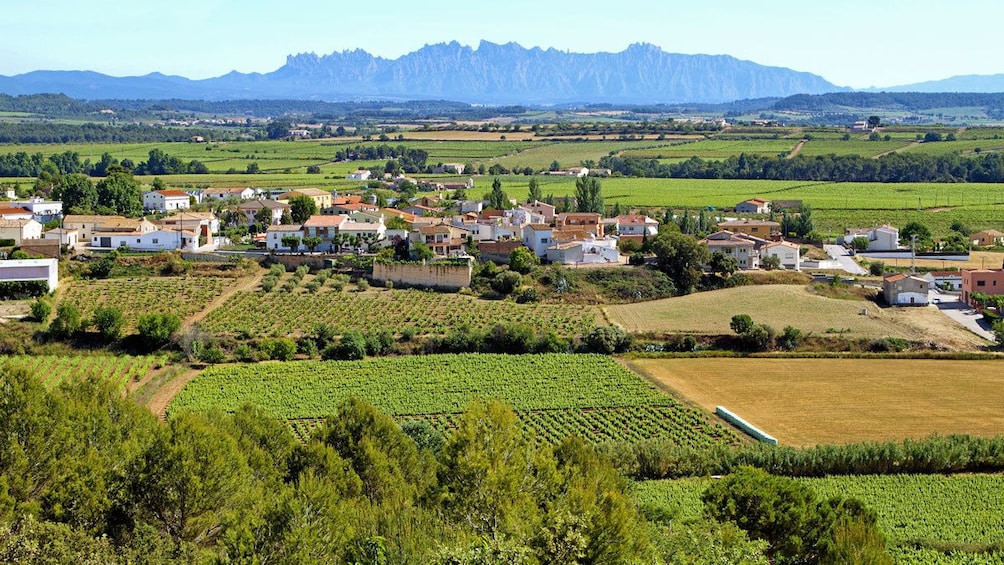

{"left": 372, "top": 261, "right": 472, "bottom": 290}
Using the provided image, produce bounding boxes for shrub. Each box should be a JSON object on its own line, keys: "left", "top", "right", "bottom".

{"left": 91, "top": 306, "right": 124, "bottom": 342}
{"left": 136, "top": 313, "right": 181, "bottom": 349}
{"left": 583, "top": 326, "right": 632, "bottom": 354}
{"left": 730, "top": 314, "right": 755, "bottom": 336}
{"left": 507, "top": 246, "right": 540, "bottom": 274}
{"left": 515, "top": 286, "right": 539, "bottom": 304}
{"left": 49, "top": 303, "right": 83, "bottom": 339}
{"left": 260, "top": 275, "right": 278, "bottom": 292}
{"left": 490, "top": 271, "right": 522, "bottom": 295}
{"left": 868, "top": 261, "right": 885, "bottom": 276}
{"left": 628, "top": 252, "right": 646, "bottom": 266}
{"left": 30, "top": 299, "right": 51, "bottom": 323}
{"left": 199, "top": 345, "right": 226, "bottom": 364}
{"left": 323, "top": 330, "right": 367, "bottom": 360}
{"left": 779, "top": 325, "right": 802, "bottom": 351}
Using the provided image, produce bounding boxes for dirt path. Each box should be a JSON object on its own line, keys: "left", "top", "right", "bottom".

{"left": 786, "top": 139, "right": 806, "bottom": 159}
{"left": 145, "top": 367, "right": 201, "bottom": 420}
{"left": 873, "top": 140, "right": 919, "bottom": 159}
{"left": 183, "top": 270, "right": 264, "bottom": 330}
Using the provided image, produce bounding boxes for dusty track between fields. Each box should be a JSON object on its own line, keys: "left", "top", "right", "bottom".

{"left": 633, "top": 357, "right": 1004, "bottom": 447}
{"left": 786, "top": 139, "right": 805, "bottom": 159}
{"left": 145, "top": 367, "right": 201, "bottom": 419}
{"left": 183, "top": 270, "right": 264, "bottom": 329}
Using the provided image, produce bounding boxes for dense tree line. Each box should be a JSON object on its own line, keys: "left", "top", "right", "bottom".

{"left": 0, "top": 149, "right": 206, "bottom": 178}
{"left": 335, "top": 144, "right": 429, "bottom": 172}
{"left": 774, "top": 91, "right": 1004, "bottom": 114}
{"left": 600, "top": 151, "right": 1004, "bottom": 182}
{"left": 0, "top": 122, "right": 218, "bottom": 144}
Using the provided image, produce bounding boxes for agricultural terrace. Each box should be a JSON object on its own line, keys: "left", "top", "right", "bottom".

{"left": 169, "top": 354, "right": 744, "bottom": 446}
{"left": 199, "top": 286, "right": 598, "bottom": 338}
{"left": 60, "top": 275, "right": 239, "bottom": 331}
{"left": 620, "top": 138, "right": 800, "bottom": 160}
{"left": 632, "top": 357, "right": 1004, "bottom": 446}
{"left": 794, "top": 138, "right": 914, "bottom": 157}
{"left": 0, "top": 354, "right": 167, "bottom": 391}
{"left": 608, "top": 285, "right": 913, "bottom": 338}
{"left": 633, "top": 474, "right": 1004, "bottom": 565}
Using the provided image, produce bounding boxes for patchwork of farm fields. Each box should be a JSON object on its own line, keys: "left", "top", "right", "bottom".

{"left": 168, "top": 354, "right": 743, "bottom": 446}
{"left": 1, "top": 354, "right": 166, "bottom": 390}
{"left": 199, "top": 286, "right": 598, "bottom": 338}
{"left": 631, "top": 357, "right": 1004, "bottom": 446}
{"left": 60, "top": 275, "right": 239, "bottom": 331}
{"left": 632, "top": 473, "right": 1004, "bottom": 565}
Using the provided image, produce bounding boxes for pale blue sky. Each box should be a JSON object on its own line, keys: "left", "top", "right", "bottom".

{"left": 1, "top": 0, "right": 998, "bottom": 89}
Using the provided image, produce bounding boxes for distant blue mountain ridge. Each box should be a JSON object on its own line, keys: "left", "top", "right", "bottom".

{"left": 0, "top": 41, "right": 847, "bottom": 104}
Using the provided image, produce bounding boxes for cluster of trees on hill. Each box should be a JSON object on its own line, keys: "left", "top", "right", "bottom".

{"left": 0, "top": 366, "right": 892, "bottom": 563}
{"left": 600, "top": 151, "right": 1004, "bottom": 182}
{"left": 334, "top": 144, "right": 428, "bottom": 172}
{"left": 774, "top": 92, "right": 1004, "bottom": 115}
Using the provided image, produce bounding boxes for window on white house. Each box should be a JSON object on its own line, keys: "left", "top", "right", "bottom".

{"left": 152, "top": 239, "right": 158, "bottom": 244}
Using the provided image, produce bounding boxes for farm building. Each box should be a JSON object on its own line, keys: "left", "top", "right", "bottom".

{"left": 44, "top": 227, "right": 79, "bottom": 248}
{"left": 266, "top": 224, "right": 304, "bottom": 251}
{"left": 840, "top": 225, "right": 900, "bottom": 251}
{"left": 346, "top": 170, "right": 371, "bottom": 181}
{"left": 971, "top": 229, "right": 1004, "bottom": 247}
{"left": 0, "top": 218, "right": 43, "bottom": 245}
{"left": 8, "top": 197, "right": 62, "bottom": 222}
{"left": 735, "top": 198, "right": 771, "bottom": 214}
{"left": 961, "top": 269, "right": 1004, "bottom": 306}
{"left": 883, "top": 273, "right": 930, "bottom": 306}
{"left": 0, "top": 258, "right": 59, "bottom": 291}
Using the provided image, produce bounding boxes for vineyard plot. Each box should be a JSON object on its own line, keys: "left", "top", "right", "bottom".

{"left": 171, "top": 354, "right": 742, "bottom": 447}
{"left": 199, "top": 287, "right": 598, "bottom": 338}
{"left": 0, "top": 354, "right": 167, "bottom": 390}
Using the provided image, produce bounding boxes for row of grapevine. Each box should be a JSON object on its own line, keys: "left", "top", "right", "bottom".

{"left": 1, "top": 354, "right": 167, "bottom": 390}
{"left": 199, "top": 288, "right": 597, "bottom": 338}
{"left": 173, "top": 354, "right": 738, "bottom": 448}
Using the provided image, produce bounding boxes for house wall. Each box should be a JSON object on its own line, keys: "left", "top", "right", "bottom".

{"left": 372, "top": 261, "right": 472, "bottom": 290}
{"left": 0, "top": 258, "right": 59, "bottom": 290}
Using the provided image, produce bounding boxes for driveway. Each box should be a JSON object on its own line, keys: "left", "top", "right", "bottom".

{"left": 822, "top": 244, "right": 867, "bottom": 275}
{"left": 930, "top": 290, "right": 996, "bottom": 342}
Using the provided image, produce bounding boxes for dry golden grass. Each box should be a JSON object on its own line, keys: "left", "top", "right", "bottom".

{"left": 631, "top": 357, "right": 1004, "bottom": 446}
{"left": 864, "top": 250, "right": 1004, "bottom": 271}
{"left": 607, "top": 285, "right": 912, "bottom": 338}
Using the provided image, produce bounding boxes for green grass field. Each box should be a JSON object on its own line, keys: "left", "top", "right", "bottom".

{"left": 633, "top": 474, "right": 1004, "bottom": 564}
{"left": 169, "top": 354, "right": 743, "bottom": 446}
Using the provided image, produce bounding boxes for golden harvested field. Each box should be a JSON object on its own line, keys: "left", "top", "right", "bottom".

{"left": 607, "top": 285, "right": 988, "bottom": 349}
{"left": 630, "top": 357, "right": 1004, "bottom": 446}
{"left": 606, "top": 285, "right": 910, "bottom": 338}
{"left": 860, "top": 250, "right": 1004, "bottom": 271}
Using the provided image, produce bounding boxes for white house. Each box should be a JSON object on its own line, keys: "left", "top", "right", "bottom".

{"left": 0, "top": 206, "right": 34, "bottom": 221}
{"left": 735, "top": 198, "right": 771, "bottom": 214}
{"left": 266, "top": 224, "right": 304, "bottom": 251}
{"left": 610, "top": 215, "right": 659, "bottom": 237}
{"left": 10, "top": 197, "right": 63, "bottom": 222}
{"left": 0, "top": 218, "right": 43, "bottom": 245}
{"left": 90, "top": 228, "right": 198, "bottom": 252}
{"left": 921, "top": 271, "right": 963, "bottom": 291}
{"left": 842, "top": 225, "right": 900, "bottom": 251}
{"left": 200, "top": 186, "right": 256, "bottom": 202}
{"left": 522, "top": 224, "right": 554, "bottom": 257}
{"left": 347, "top": 170, "right": 372, "bottom": 181}
{"left": 238, "top": 199, "right": 289, "bottom": 226}
{"left": 760, "top": 240, "right": 801, "bottom": 270}
{"left": 883, "top": 273, "right": 930, "bottom": 306}
{"left": 143, "top": 190, "right": 191, "bottom": 212}
{"left": 701, "top": 230, "right": 760, "bottom": 270}
{"left": 0, "top": 258, "right": 59, "bottom": 291}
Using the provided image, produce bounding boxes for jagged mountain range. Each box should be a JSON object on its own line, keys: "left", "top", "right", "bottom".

{"left": 0, "top": 41, "right": 845, "bottom": 104}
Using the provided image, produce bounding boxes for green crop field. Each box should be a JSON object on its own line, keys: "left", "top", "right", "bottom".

{"left": 60, "top": 275, "right": 239, "bottom": 330}
{"left": 0, "top": 354, "right": 167, "bottom": 390}
{"left": 169, "top": 354, "right": 744, "bottom": 446}
{"left": 796, "top": 139, "right": 913, "bottom": 157}
{"left": 621, "top": 138, "right": 799, "bottom": 159}
{"left": 199, "top": 285, "right": 598, "bottom": 338}
{"left": 633, "top": 474, "right": 1004, "bottom": 564}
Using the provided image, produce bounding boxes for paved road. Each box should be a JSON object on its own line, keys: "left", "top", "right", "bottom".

{"left": 822, "top": 244, "right": 868, "bottom": 275}
{"left": 930, "top": 290, "right": 996, "bottom": 342}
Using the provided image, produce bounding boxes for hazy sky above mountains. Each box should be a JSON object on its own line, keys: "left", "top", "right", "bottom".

{"left": 2, "top": 0, "right": 997, "bottom": 89}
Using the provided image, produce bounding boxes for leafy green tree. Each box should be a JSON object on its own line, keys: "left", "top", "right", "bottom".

{"left": 490, "top": 271, "right": 522, "bottom": 295}
{"left": 762, "top": 254, "right": 781, "bottom": 271}
{"left": 900, "top": 221, "right": 932, "bottom": 249}
{"left": 488, "top": 177, "right": 509, "bottom": 210}
{"left": 730, "top": 314, "right": 755, "bottom": 336}
{"left": 867, "top": 116, "right": 881, "bottom": 128}
{"left": 795, "top": 204, "right": 814, "bottom": 238}
{"left": 302, "top": 235, "right": 323, "bottom": 253}
{"left": 281, "top": 235, "right": 301, "bottom": 251}
{"left": 993, "top": 319, "right": 1004, "bottom": 348}
{"left": 507, "top": 246, "right": 539, "bottom": 274}
{"left": 709, "top": 251, "right": 738, "bottom": 279}
{"left": 51, "top": 173, "right": 97, "bottom": 214}
{"left": 95, "top": 171, "right": 142, "bottom": 216}
{"left": 574, "top": 176, "right": 603, "bottom": 214}
{"left": 323, "top": 330, "right": 367, "bottom": 361}
{"left": 90, "top": 306, "right": 123, "bottom": 342}
{"left": 652, "top": 231, "right": 709, "bottom": 294}
{"left": 850, "top": 236, "right": 870, "bottom": 252}
{"left": 266, "top": 121, "right": 291, "bottom": 140}
{"left": 289, "top": 194, "right": 319, "bottom": 223}
{"left": 779, "top": 325, "right": 803, "bottom": 350}
{"left": 527, "top": 177, "right": 542, "bottom": 202}
{"left": 582, "top": 325, "right": 632, "bottom": 354}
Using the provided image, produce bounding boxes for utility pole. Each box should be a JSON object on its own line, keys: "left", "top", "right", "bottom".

{"left": 910, "top": 234, "right": 917, "bottom": 274}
